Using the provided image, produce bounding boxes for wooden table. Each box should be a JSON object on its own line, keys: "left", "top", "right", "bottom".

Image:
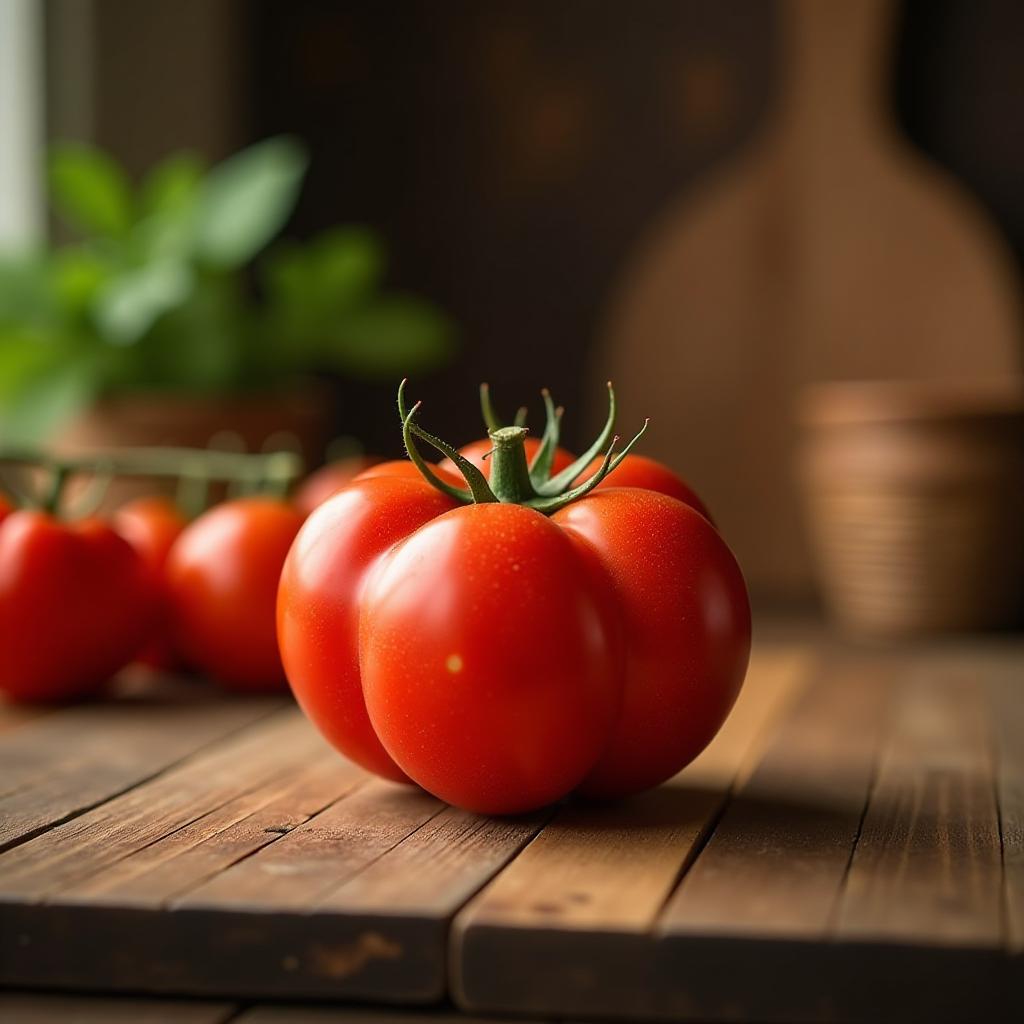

{"left": 1, "top": 631, "right": 1021, "bottom": 1023}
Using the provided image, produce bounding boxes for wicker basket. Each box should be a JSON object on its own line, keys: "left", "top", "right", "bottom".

{"left": 799, "top": 379, "right": 1024, "bottom": 636}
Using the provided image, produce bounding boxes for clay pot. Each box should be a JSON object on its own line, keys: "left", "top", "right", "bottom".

{"left": 51, "top": 385, "right": 334, "bottom": 511}
{"left": 799, "top": 379, "right": 1024, "bottom": 636}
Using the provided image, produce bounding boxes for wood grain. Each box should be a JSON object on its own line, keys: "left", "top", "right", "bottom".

{"left": 452, "top": 644, "right": 812, "bottom": 1017}
{"left": 821, "top": 652, "right": 1007, "bottom": 1024}
{"left": 651, "top": 651, "right": 889, "bottom": 1022}
{"left": 0, "top": 681, "right": 283, "bottom": 852}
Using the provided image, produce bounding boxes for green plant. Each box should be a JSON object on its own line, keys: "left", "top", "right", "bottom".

{"left": 0, "top": 138, "right": 455, "bottom": 443}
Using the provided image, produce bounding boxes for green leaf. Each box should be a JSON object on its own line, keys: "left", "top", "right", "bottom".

{"left": 0, "top": 254, "right": 59, "bottom": 327}
{"left": 322, "top": 296, "right": 456, "bottom": 379}
{"left": 49, "top": 143, "right": 133, "bottom": 238}
{"left": 95, "top": 261, "right": 193, "bottom": 345}
{"left": 52, "top": 247, "right": 111, "bottom": 316}
{"left": 140, "top": 152, "right": 206, "bottom": 217}
{"left": 310, "top": 227, "right": 385, "bottom": 307}
{"left": 193, "top": 137, "right": 308, "bottom": 268}
{"left": 0, "top": 336, "right": 96, "bottom": 443}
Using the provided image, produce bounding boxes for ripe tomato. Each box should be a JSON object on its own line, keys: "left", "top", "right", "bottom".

{"left": 114, "top": 496, "right": 187, "bottom": 670}
{"left": 441, "top": 436, "right": 576, "bottom": 480}
{"left": 581, "top": 453, "right": 713, "bottom": 522}
{"left": 553, "top": 489, "right": 746, "bottom": 796}
{"left": 168, "top": 497, "right": 304, "bottom": 692}
{"left": 293, "top": 456, "right": 383, "bottom": 516}
{"left": 279, "top": 391, "right": 749, "bottom": 815}
{"left": 0, "top": 511, "right": 155, "bottom": 701}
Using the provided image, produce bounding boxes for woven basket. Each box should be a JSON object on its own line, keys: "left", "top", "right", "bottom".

{"left": 799, "top": 379, "right": 1024, "bottom": 636}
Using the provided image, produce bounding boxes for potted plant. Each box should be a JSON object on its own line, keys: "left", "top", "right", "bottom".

{"left": 0, "top": 137, "right": 455, "bottom": 461}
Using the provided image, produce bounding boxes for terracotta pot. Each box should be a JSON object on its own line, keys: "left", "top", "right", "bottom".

{"left": 51, "top": 385, "right": 335, "bottom": 511}
{"left": 798, "top": 379, "right": 1024, "bottom": 636}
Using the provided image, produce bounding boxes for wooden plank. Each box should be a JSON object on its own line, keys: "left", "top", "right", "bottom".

{"left": 235, "top": 1007, "right": 518, "bottom": 1024}
{"left": 823, "top": 652, "right": 1007, "bottom": 1024}
{"left": 452, "top": 642, "right": 812, "bottom": 1018}
{"left": 0, "top": 992, "right": 236, "bottom": 1023}
{"left": 651, "top": 650, "right": 890, "bottom": 1022}
{"left": 0, "top": 711, "right": 353, "bottom": 901}
{"left": 988, "top": 646, "right": 1024, "bottom": 955}
{"left": 1, "top": 766, "right": 539, "bottom": 1003}
{"left": 0, "top": 677, "right": 284, "bottom": 851}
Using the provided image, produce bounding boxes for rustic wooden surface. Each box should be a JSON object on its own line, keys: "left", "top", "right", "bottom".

{"left": 0, "top": 635, "right": 1021, "bottom": 1022}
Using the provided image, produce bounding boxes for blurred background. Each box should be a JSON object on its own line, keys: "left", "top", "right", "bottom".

{"left": 1, "top": 0, "right": 1023, "bottom": 629}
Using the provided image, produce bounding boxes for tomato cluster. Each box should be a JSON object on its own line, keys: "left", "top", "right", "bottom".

{"left": 0, "top": 381, "right": 750, "bottom": 820}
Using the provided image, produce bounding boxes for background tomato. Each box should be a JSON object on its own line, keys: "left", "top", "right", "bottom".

{"left": 114, "top": 496, "right": 187, "bottom": 669}
{"left": 0, "top": 512, "right": 155, "bottom": 701}
{"left": 168, "top": 497, "right": 304, "bottom": 691}
{"left": 293, "top": 455, "right": 383, "bottom": 515}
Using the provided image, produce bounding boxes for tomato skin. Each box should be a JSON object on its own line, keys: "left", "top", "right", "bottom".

{"left": 553, "top": 489, "right": 750, "bottom": 798}
{"left": 293, "top": 456, "right": 384, "bottom": 516}
{"left": 168, "top": 497, "right": 304, "bottom": 692}
{"left": 582, "top": 454, "right": 713, "bottom": 522}
{"left": 0, "top": 511, "right": 155, "bottom": 701}
{"left": 278, "top": 477, "right": 459, "bottom": 781}
{"left": 114, "top": 496, "right": 187, "bottom": 670}
{"left": 353, "top": 459, "right": 466, "bottom": 489}
{"left": 441, "top": 437, "right": 575, "bottom": 480}
{"left": 358, "top": 502, "right": 622, "bottom": 814}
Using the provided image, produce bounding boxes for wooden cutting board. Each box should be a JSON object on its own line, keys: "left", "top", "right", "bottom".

{"left": 594, "top": 0, "right": 1022, "bottom": 598}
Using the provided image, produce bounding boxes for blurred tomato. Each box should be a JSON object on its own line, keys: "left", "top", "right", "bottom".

{"left": 0, "top": 511, "right": 155, "bottom": 701}
{"left": 293, "top": 456, "right": 383, "bottom": 515}
{"left": 167, "top": 497, "right": 304, "bottom": 692}
{"left": 114, "top": 496, "right": 188, "bottom": 670}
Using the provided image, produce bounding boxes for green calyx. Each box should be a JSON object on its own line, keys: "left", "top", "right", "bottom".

{"left": 397, "top": 379, "right": 648, "bottom": 515}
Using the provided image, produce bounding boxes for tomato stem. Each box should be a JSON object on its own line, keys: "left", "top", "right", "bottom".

{"left": 0, "top": 446, "right": 304, "bottom": 516}
{"left": 487, "top": 426, "right": 539, "bottom": 504}
{"left": 398, "top": 379, "right": 651, "bottom": 515}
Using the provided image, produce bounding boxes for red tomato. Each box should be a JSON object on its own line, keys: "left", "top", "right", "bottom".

{"left": 168, "top": 497, "right": 304, "bottom": 692}
{"left": 581, "top": 454, "right": 713, "bottom": 522}
{"left": 0, "top": 511, "right": 155, "bottom": 701}
{"left": 553, "top": 489, "right": 747, "bottom": 796}
{"left": 114, "top": 496, "right": 187, "bottom": 670}
{"left": 353, "top": 459, "right": 465, "bottom": 489}
{"left": 279, "top": 461, "right": 750, "bottom": 814}
{"left": 441, "top": 437, "right": 576, "bottom": 480}
{"left": 293, "top": 456, "right": 384, "bottom": 516}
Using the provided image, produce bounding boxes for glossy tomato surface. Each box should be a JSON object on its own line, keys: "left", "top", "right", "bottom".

{"left": 168, "top": 497, "right": 303, "bottom": 691}
{"left": 114, "top": 496, "right": 187, "bottom": 669}
{"left": 554, "top": 488, "right": 749, "bottom": 797}
{"left": 0, "top": 511, "right": 155, "bottom": 701}
{"left": 278, "top": 476, "right": 458, "bottom": 780}
{"left": 359, "top": 502, "right": 623, "bottom": 813}
{"left": 353, "top": 459, "right": 465, "bottom": 489}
